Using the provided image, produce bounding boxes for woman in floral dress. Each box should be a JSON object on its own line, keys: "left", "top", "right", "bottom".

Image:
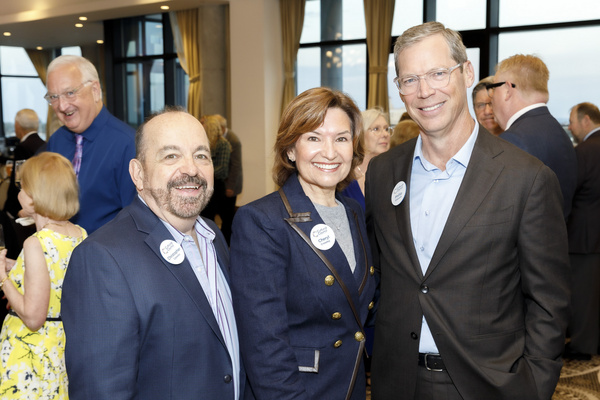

{"left": 0, "top": 152, "right": 86, "bottom": 399}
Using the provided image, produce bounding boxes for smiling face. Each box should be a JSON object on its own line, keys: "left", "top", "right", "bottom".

{"left": 46, "top": 64, "right": 102, "bottom": 134}
{"left": 364, "top": 115, "right": 391, "bottom": 157}
{"left": 287, "top": 107, "right": 353, "bottom": 205}
{"left": 396, "top": 34, "right": 474, "bottom": 140}
{"left": 130, "top": 112, "right": 214, "bottom": 229}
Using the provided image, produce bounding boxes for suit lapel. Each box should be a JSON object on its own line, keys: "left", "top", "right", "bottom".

{"left": 392, "top": 141, "right": 424, "bottom": 278}
{"left": 282, "top": 176, "right": 362, "bottom": 304}
{"left": 425, "top": 129, "right": 505, "bottom": 279}
{"left": 129, "top": 198, "right": 226, "bottom": 347}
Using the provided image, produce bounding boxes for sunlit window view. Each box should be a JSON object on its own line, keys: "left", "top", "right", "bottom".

{"left": 0, "top": 47, "right": 48, "bottom": 144}
{"left": 297, "top": 0, "right": 599, "bottom": 126}
{"left": 0, "top": 0, "right": 599, "bottom": 138}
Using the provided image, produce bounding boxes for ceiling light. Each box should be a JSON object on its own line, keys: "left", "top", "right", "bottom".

{"left": 3, "top": 32, "right": 11, "bottom": 37}
{"left": 161, "top": 5, "right": 170, "bottom": 10}
{"left": 36, "top": 46, "right": 43, "bottom": 50}
{"left": 79, "top": 16, "right": 88, "bottom": 21}
{"left": 75, "top": 23, "right": 83, "bottom": 28}
{"left": 97, "top": 40, "right": 104, "bottom": 44}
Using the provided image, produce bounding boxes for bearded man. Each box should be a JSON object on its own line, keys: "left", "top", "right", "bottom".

{"left": 61, "top": 107, "right": 245, "bottom": 400}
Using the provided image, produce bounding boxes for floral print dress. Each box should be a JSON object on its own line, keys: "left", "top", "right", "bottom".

{"left": 0, "top": 226, "right": 86, "bottom": 399}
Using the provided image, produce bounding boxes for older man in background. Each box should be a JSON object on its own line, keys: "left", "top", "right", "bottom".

{"left": 45, "top": 55, "right": 136, "bottom": 233}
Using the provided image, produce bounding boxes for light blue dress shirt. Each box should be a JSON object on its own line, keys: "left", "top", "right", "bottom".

{"left": 410, "top": 124, "right": 479, "bottom": 354}
{"left": 162, "top": 217, "right": 241, "bottom": 400}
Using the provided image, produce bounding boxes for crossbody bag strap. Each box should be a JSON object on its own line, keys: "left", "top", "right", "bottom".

{"left": 278, "top": 188, "right": 365, "bottom": 336}
{"left": 279, "top": 188, "right": 366, "bottom": 400}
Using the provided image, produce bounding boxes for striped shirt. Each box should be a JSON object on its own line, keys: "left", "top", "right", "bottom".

{"left": 162, "top": 217, "right": 240, "bottom": 400}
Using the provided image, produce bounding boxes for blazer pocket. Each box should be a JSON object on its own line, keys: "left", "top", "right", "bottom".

{"left": 294, "top": 347, "right": 320, "bottom": 373}
{"left": 466, "top": 206, "right": 513, "bottom": 227}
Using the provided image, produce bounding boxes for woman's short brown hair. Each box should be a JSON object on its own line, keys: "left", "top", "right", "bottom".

{"left": 273, "top": 87, "right": 364, "bottom": 190}
{"left": 21, "top": 152, "right": 79, "bottom": 220}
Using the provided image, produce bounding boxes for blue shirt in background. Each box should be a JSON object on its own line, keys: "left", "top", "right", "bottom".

{"left": 47, "top": 106, "right": 136, "bottom": 233}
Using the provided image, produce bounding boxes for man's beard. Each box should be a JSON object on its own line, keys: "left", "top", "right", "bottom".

{"left": 148, "top": 175, "right": 214, "bottom": 219}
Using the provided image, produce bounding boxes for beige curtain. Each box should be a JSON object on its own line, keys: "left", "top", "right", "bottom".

{"left": 81, "top": 44, "right": 107, "bottom": 102}
{"left": 364, "top": 0, "right": 395, "bottom": 112}
{"left": 170, "top": 9, "right": 202, "bottom": 119}
{"left": 280, "top": 0, "right": 306, "bottom": 115}
{"left": 25, "top": 49, "right": 61, "bottom": 139}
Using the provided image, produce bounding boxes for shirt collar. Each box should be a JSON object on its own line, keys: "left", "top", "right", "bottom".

{"left": 161, "top": 217, "right": 215, "bottom": 245}
{"left": 20, "top": 131, "right": 37, "bottom": 143}
{"left": 68, "top": 105, "right": 108, "bottom": 143}
{"left": 505, "top": 103, "right": 546, "bottom": 130}
{"left": 583, "top": 126, "right": 600, "bottom": 142}
{"left": 137, "top": 195, "right": 215, "bottom": 243}
{"left": 413, "top": 122, "right": 479, "bottom": 171}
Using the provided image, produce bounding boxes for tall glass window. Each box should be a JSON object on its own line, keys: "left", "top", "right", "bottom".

{"left": 110, "top": 13, "right": 186, "bottom": 127}
{"left": 498, "top": 26, "right": 600, "bottom": 124}
{"left": 0, "top": 47, "right": 48, "bottom": 149}
{"left": 500, "top": 0, "right": 600, "bottom": 27}
{"left": 436, "top": 0, "right": 486, "bottom": 31}
{"left": 297, "top": 0, "right": 367, "bottom": 108}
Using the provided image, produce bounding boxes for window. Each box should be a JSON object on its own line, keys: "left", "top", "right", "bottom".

{"left": 106, "top": 13, "right": 186, "bottom": 127}
{"left": 298, "top": 0, "right": 600, "bottom": 127}
{"left": 298, "top": 0, "right": 367, "bottom": 109}
{"left": 436, "top": 0, "right": 486, "bottom": 31}
{"left": 498, "top": 26, "right": 600, "bottom": 124}
{"left": 0, "top": 47, "right": 48, "bottom": 147}
{"left": 499, "top": 0, "right": 600, "bottom": 27}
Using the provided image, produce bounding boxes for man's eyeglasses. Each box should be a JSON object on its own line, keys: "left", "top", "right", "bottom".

{"left": 368, "top": 126, "right": 394, "bottom": 136}
{"left": 485, "top": 81, "right": 516, "bottom": 97}
{"left": 393, "top": 63, "right": 462, "bottom": 95}
{"left": 44, "top": 80, "right": 93, "bottom": 105}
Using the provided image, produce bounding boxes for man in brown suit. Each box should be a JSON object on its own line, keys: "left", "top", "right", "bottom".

{"left": 366, "top": 22, "right": 570, "bottom": 400}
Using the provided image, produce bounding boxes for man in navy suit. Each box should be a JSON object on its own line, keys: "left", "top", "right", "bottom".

{"left": 62, "top": 107, "right": 243, "bottom": 400}
{"left": 565, "top": 102, "right": 600, "bottom": 359}
{"left": 489, "top": 54, "right": 577, "bottom": 218}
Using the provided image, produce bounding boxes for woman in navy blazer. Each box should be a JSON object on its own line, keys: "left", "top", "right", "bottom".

{"left": 230, "top": 88, "right": 377, "bottom": 400}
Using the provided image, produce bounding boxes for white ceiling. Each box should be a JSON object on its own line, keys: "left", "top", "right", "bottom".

{"left": 0, "top": 0, "right": 223, "bottom": 49}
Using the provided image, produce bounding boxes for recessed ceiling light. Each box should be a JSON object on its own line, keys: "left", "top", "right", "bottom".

{"left": 3, "top": 32, "right": 11, "bottom": 37}
{"left": 75, "top": 23, "right": 83, "bottom": 28}
{"left": 97, "top": 40, "right": 104, "bottom": 44}
{"left": 36, "top": 46, "right": 43, "bottom": 50}
{"left": 160, "top": 5, "right": 170, "bottom": 10}
{"left": 79, "top": 16, "right": 88, "bottom": 21}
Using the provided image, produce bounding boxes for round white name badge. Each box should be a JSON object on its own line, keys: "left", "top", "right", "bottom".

{"left": 160, "top": 240, "right": 185, "bottom": 265}
{"left": 391, "top": 181, "right": 406, "bottom": 206}
{"left": 310, "top": 224, "right": 336, "bottom": 251}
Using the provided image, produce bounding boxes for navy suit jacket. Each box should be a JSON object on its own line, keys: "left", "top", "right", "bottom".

{"left": 230, "top": 174, "right": 377, "bottom": 400}
{"left": 567, "top": 130, "right": 600, "bottom": 254}
{"left": 62, "top": 196, "right": 244, "bottom": 400}
{"left": 500, "top": 106, "right": 577, "bottom": 218}
{"left": 367, "top": 128, "right": 570, "bottom": 400}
